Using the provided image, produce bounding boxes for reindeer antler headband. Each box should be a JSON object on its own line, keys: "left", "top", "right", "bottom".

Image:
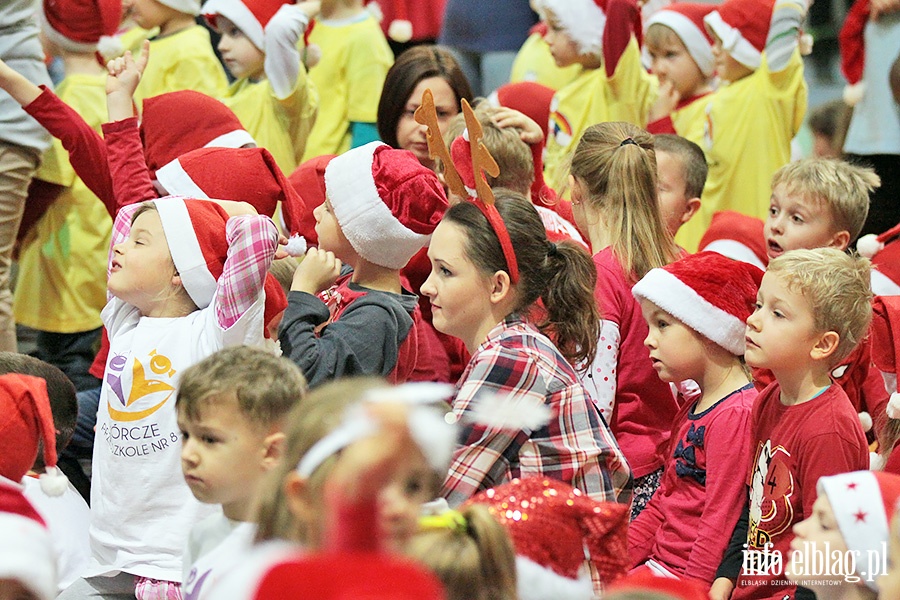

{"left": 415, "top": 91, "right": 520, "bottom": 284}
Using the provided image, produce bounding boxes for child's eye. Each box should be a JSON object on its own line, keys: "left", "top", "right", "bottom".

{"left": 754, "top": 301, "right": 762, "bottom": 311}
{"left": 180, "top": 430, "right": 189, "bottom": 440}
{"left": 773, "top": 310, "right": 785, "bottom": 319}
{"left": 201, "top": 435, "right": 220, "bottom": 444}
{"left": 404, "top": 475, "right": 425, "bottom": 497}
{"left": 791, "top": 214, "right": 804, "bottom": 223}
{"left": 227, "top": 26, "right": 242, "bottom": 37}
{"left": 657, "top": 319, "right": 668, "bottom": 329}
{"left": 768, "top": 206, "right": 778, "bottom": 217}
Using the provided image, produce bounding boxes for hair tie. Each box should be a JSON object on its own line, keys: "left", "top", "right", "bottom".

{"left": 419, "top": 509, "right": 468, "bottom": 535}
{"left": 546, "top": 241, "right": 559, "bottom": 257}
{"left": 619, "top": 137, "right": 638, "bottom": 147}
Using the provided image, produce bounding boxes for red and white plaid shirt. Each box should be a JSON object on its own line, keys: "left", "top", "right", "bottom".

{"left": 442, "top": 317, "right": 633, "bottom": 507}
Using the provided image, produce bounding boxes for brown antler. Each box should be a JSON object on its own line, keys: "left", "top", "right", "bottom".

{"left": 413, "top": 89, "right": 467, "bottom": 199}
{"left": 461, "top": 98, "right": 500, "bottom": 207}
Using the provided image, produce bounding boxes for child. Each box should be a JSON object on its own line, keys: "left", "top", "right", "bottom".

{"left": 629, "top": 252, "right": 763, "bottom": 586}
{"left": 654, "top": 133, "right": 705, "bottom": 239}
{"left": 0, "top": 353, "right": 89, "bottom": 592}
{"left": 675, "top": 0, "right": 808, "bottom": 252}
{"left": 538, "top": 0, "right": 657, "bottom": 190}
{"left": 278, "top": 141, "right": 448, "bottom": 387}
{"left": 568, "top": 121, "right": 681, "bottom": 518}
{"left": 12, "top": 0, "right": 119, "bottom": 392}
{"left": 422, "top": 190, "right": 632, "bottom": 506}
{"left": 202, "top": 0, "right": 320, "bottom": 173}
{"left": 60, "top": 198, "right": 279, "bottom": 599}
{"left": 789, "top": 471, "right": 900, "bottom": 600}
{"left": 642, "top": 3, "right": 716, "bottom": 137}
{"left": 176, "top": 346, "right": 307, "bottom": 600}
{"left": 301, "top": 0, "right": 394, "bottom": 159}
{"left": 128, "top": 0, "right": 229, "bottom": 103}
{"left": 712, "top": 248, "right": 872, "bottom": 600}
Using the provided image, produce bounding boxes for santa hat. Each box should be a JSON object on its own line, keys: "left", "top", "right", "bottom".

{"left": 155, "top": 147, "right": 297, "bottom": 219}
{"left": 40, "top": 0, "right": 121, "bottom": 53}
{"left": 155, "top": 199, "right": 230, "bottom": 310}
{"left": 202, "top": 0, "right": 297, "bottom": 50}
{"left": 698, "top": 211, "right": 769, "bottom": 270}
{"left": 859, "top": 224, "right": 900, "bottom": 296}
{"left": 252, "top": 552, "right": 445, "bottom": 599}
{"left": 155, "top": 0, "right": 202, "bottom": 15}
{"left": 468, "top": 477, "right": 630, "bottom": 599}
{"left": 872, "top": 295, "right": 900, "bottom": 420}
{"left": 817, "top": 470, "right": 900, "bottom": 591}
{"left": 536, "top": 0, "right": 608, "bottom": 56}
{"left": 644, "top": 3, "right": 716, "bottom": 76}
{"left": 141, "top": 90, "right": 256, "bottom": 179}
{"left": 604, "top": 569, "right": 708, "bottom": 600}
{"left": 489, "top": 82, "right": 556, "bottom": 141}
{"left": 704, "top": 0, "right": 801, "bottom": 70}
{"left": 284, "top": 154, "right": 336, "bottom": 249}
{"left": 386, "top": 0, "right": 413, "bottom": 42}
{"left": 632, "top": 251, "right": 764, "bottom": 355}
{"left": 0, "top": 374, "right": 68, "bottom": 495}
{"left": 838, "top": 0, "right": 869, "bottom": 104}
{"left": 0, "top": 483, "right": 57, "bottom": 600}
{"left": 323, "top": 142, "right": 448, "bottom": 269}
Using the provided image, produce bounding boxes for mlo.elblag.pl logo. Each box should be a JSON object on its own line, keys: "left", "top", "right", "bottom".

{"left": 742, "top": 542, "right": 889, "bottom": 584}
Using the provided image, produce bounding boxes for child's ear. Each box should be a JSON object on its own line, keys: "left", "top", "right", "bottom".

{"left": 810, "top": 330, "right": 840, "bottom": 362}
{"left": 681, "top": 197, "right": 702, "bottom": 225}
{"left": 488, "top": 270, "right": 512, "bottom": 304}
{"left": 261, "top": 431, "right": 286, "bottom": 471}
{"left": 283, "top": 471, "right": 317, "bottom": 538}
{"left": 828, "top": 229, "right": 851, "bottom": 252}
{"left": 171, "top": 272, "right": 182, "bottom": 288}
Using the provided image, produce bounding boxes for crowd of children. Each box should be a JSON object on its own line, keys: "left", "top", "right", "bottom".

{"left": 1, "top": 0, "right": 900, "bottom": 598}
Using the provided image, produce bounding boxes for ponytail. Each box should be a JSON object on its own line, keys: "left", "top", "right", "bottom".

{"left": 443, "top": 192, "right": 600, "bottom": 368}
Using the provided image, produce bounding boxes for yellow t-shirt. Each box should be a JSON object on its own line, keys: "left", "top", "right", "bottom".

{"left": 302, "top": 13, "right": 393, "bottom": 160}
{"left": 223, "top": 71, "right": 319, "bottom": 174}
{"left": 133, "top": 25, "right": 229, "bottom": 105}
{"left": 674, "top": 51, "right": 807, "bottom": 252}
{"left": 14, "top": 73, "right": 112, "bottom": 333}
{"left": 543, "top": 37, "right": 657, "bottom": 191}
{"left": 510, "top": 32, "right": 582, "bottom": 91}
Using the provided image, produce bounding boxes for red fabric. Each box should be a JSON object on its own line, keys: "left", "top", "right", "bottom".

{"left": 366, "top": 0, "right": 446, "bottom": 41}
{"left": 604, "top": 0, "right": 642, "bottom": 78}
{"left": 698, "top": 211, "right": 769, "bottom": 267}
{"left": 286, "top": 154, "right": 335, "bottom": 246}
{"left": 873, "top": 237, "right": 900, "bottom": 292}
{"left": 733, "top": 383, "right": 868, "bottom": 600}
{"left": 884, "top": 438, "right": 900, "bottom": 476}
{"left": 629, "top": 386, "right": 757, "bottom": 585}
{"left": 593, "top": 248, "right": 680, "bottom": 478}
{"left": 0, "top": 483, "right": 46, "bottom": 526}
{"left": 406, "top": 313, "right": 452, "bottom": 383}
{"left": 205, "top": 0, "right": 286, "bottom": 34}
{"left": 608, "top": 569, "right": 708, "bottom": 600}
{"left": 0, "top": 374, "right": 54, "bottom": 483}
{"left": 646, "top": 92, "right": 713, "bottom": 134}
{"left": 839, "top": 0, "right": 870, "bottom": 85}
{"left": 495, "top": 81, "right": 555, "bottom": 140}
{"left": 18, "top": 179, "right": 65, "bottom": 246}
{"left": 873, "top": 295, "right": 900, "bottom": 373}
{"left": 715, "top": 0, "right": 773, "bottom": 54}
{"left": 43, "top": 0, "right": 121, "bottom": 45}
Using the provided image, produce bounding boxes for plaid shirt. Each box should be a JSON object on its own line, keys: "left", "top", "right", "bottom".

{"left": 442, "top": 317, "right": 633, "bottom": 507}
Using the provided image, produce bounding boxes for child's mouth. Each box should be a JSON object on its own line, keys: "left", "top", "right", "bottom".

{"left": 767, "top": 239, "right": 783, "bottom": 257}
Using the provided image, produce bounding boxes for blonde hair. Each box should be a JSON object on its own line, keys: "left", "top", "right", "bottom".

{"left": 770, "top": 159, "right": 880, "bottom": 243}
{"left": 442, "top": 103, "right": 534, "bottom": 196}
{"left": 406, "top": 505, "right": 518, "bottom": 600}
{"left": 570, "top": 122, "right": 680, "bottom": 281}
{"left": 644, "top": 22, "right": 686, "bottom": 53}
{"left": 254, "top": 378, "right": 388, "bottom": 544}
{"left": 766, "top": 248, "right": 872, "bottom": 364}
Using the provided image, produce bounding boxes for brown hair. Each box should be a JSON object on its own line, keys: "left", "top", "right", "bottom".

{"left": 176, "top": 346, "right": 307, "bottom": 426}
{"left": 653, "top": 133, "right": 708, "bottom": 200}
{"left": 570, "top": 122, "right": 680, "bottom": 281}
{"left": 406, "top": 504, "right": 518, "bottom": 600}
{"left": 444, "top": 192, "right": 599, "bottom": 367}
{"left": 377, "top": 45, "right": 474, "bottom": 148}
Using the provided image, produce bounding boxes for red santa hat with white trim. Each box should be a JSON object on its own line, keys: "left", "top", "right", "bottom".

{"left": 0, "top": 482, "right": 57, "bottom": 600}
{"left": 468, "top": 477, "right": 629, "bottom": 599}
{"left": 323, "top": 142, "right": 448, "bottom": 269}
{"left": 155, "top": 0, "right": 202, "bottom": 15}
{"left": 698, "top": 211, "right": 769, "bottom": 270}
{"left": 202, "top": 0, "right": 296, "bottom": 50}
{"left": 817, "top": 471, "right": 900, "bottom": 591}
{"left": 155, "top": 199, "right": 231, "bottom": 310}
{"left": 141, "top": 90, "right": 256, "bottom": 179}
{"left": 703, "top": 0, "right": 804, "bottom": 71}
{"left": 0, "top": 373, "right": 68, "bottom": 495}
{"left": 39, "top": 0, "right": 121, "bottom": 53}
{"left": 535, "top": 0, "right": 607, "bottom": 56}
{"left": 643, "top": 3, "right": 716, "bottom": 77}
{"left": 872, "top": 295, "right": 900, "bottom": 422}
{"left": 632, "top": 251, "right": 764, "bottom": 355}
{"left": 859, "top": 223, "right": 900, "bottom": 297}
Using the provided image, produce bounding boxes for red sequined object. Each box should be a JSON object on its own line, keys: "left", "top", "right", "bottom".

{"left": 467, "top": 477, "right": 629, "bottom": 586}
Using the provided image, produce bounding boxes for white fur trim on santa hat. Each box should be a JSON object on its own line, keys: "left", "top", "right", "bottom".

{"left": 202, "top": 0, "right": 265, "bottom": 49}
{"left": 155, "top": 160, "right": 210, "bottom": 199}
{"left": 0, "top": 512, "right": 57, "bottom": 600}
{"left": 704, "top": 10, "right": 761, "bottom": 70}
{"left": 632, "top": 268, "right": 748, "bottom": 355}
{"left": 817, "top": 472, "right": 891, "bottom": 591}
{"left": 156, "top": 199, "right": 218, "bottom": 308}
{"left": 537, "top": 0, "right": 607, "bottom": 56}
{"left": 157, "top": 0, "right": 201, "bottom": 16}
{"left": 515, "top": 556, "right": 593, "bottom": 600}
{"left": 645, "top": 10, "right": 715, "bottom": 76}
{"left": 38, "top": 9, "right": 101, "bottom": 53}
{"left": 872, "top": 270, "right": 900, "bottom": 297}
{"left": 324, "top": 141, "right": 431, "bottom": 269}
{"left": 204, "top": 129, "right": 257, "bottom": 149}
{"left": 703, "top": 240, "right": 767, "bottom": 270}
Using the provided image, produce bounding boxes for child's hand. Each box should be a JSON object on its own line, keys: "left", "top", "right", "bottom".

{"left": 491, "top": 107, "right": 545, "bottom": 145}
{"left": 296, "top": 0, "right": 321, "bottom": 19}
{"left": 106, "top": 40, "right": 149, "bottom": 99}
{"left": 648, "top": 79, "right": 681, "bottom": 123}
{"left": 708, "top": 577, "right": 735, "bottom": 600}
{"left": 291, "top": 247, "right": 341, "bottom": 294}
{"left": 274, "top": 234, "right": 290, "bottom": 260}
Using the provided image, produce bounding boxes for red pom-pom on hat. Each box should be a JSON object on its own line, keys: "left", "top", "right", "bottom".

{"left": 323, "top": 142, "right": 448, "bottom": 269}
{"left": 40, "top": 0, "right": 121, "bottom": 51}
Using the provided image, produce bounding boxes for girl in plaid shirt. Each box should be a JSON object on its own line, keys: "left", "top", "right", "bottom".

{"left": 422, "top": 191, "right": 632, "bottom": 507}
